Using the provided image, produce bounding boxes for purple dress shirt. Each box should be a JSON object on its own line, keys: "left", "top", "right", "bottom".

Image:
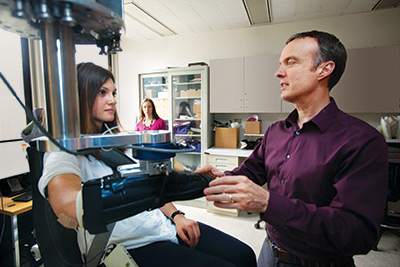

{"left": 225, "top": 98, "right": 388, "bottom": 262}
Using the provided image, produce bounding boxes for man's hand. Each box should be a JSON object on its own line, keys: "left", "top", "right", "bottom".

{"left": 203, "top": 175, "right": 269, "bottom": 213}
{"left": 195, "top": 164, "right": 224, "bottom": 179}
{"left": 173, "top": 216, "right": 201, "bottom": 248}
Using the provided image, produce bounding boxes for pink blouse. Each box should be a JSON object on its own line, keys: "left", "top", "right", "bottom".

{"left": 136, "top": 118, "right": 167, "bottom": 132}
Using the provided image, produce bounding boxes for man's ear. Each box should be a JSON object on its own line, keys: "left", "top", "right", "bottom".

{"left": 317, "top": 61, "right": 335, "bottom": 80}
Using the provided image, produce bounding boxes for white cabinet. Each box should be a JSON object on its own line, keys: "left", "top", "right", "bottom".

{"left": 331, "top": 45, "right": 400, "bottom": 113}
{"left": 210, "top": 57, "right": 244, "bottom": 112}
{"left": 210, "top": 55, "right": 281, "bottom": 113}
{"left": 244, "top": 55, "right": 281, "bottom": 112}
{"left": 139, "top": 66, "right": 212, "bottom": 169}
{"left": 205, "top": 153, "right": 247, "bottom": 216}
{"left": 281, "top": 45, "right": 400, "bottom": 113}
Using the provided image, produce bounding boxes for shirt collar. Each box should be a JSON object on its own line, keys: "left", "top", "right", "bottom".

{"left": 285, "top": 97, "right": 340, "bottom": 133}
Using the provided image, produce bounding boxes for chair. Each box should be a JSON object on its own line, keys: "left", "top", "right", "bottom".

{"left": 27, "top": 145, "right": 83, "bottom": 267}
{"left": 373, "top": 161, "right": 400, "bottom": 250}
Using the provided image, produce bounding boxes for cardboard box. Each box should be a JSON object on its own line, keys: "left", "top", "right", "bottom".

{"left": 245, "top": 121, "right": 262, "bottom": 134}
{"left": 145, "top": 89, "right": 152, "bottom": 98}
{"left": 180, "top": 90, "right": 188, "bottom": 97}
{"left": 215, "top": 127, "right": 239, "bottom": 149}
{"left": 194, "top": 100, "right": 201, "bottom": 119}
{"left": 188, "top": 89, "right": 201, "bottom": 97}
{"left": 193, "top": 100, "right": 201, "bottom": 113}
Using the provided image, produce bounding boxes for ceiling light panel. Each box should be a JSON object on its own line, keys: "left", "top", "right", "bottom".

{"left": 124, "top": 4, "right": 175, "bottom": 37}
{"left": 270, "top": 0, "right": 296, "bottom": 23}
{"left": 123, "top": 14, "right": 159, "bottom": 40}
{"left": 344, "top": 0, "right": 380, "bottom": 14}
{"left": 244, "top": 0, "right": 269, "bottom": 24}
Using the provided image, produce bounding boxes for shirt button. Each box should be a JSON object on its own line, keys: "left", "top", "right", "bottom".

{"left": 272, "top": 228, "right": 276, "bottom": 232}
{"left": 281, "top": 179, "right": 285, "bottom": 184}
{"left": 286, "top": 154, "right": 291, "bottom": 159}
{"left": 295, "top": 131, "right": 300, "bottom": 135}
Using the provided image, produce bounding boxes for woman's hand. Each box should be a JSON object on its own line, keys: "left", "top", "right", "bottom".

{"left": 173, "top": 215, "right": 201, "bottom": 248}
{"left": 195, "top": 164, "right": 224, "bottom": 179}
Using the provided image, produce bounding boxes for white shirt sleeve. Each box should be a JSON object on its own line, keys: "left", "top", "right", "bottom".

{"left": 38, "top": 151, "right": 82, "bottom": 197}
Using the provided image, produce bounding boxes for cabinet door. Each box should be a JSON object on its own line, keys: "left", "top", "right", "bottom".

{"left": 244, "top": 55, "right": 281, "bottom": 112}
{"left": 210, "top": 58, "right": 244, "bottom": 112}
{"left": 139, "top": 73, "right": 170, "bottom": 127}
{"left": 172, "top": 72, "right": 202, "bottom": 163}
{"left": 331, "top": 46, "right": 400, "bottom": 113}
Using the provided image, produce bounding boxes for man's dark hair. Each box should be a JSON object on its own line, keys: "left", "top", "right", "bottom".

{"left": 287, "top": 30, "right": 347, "bottom": 90}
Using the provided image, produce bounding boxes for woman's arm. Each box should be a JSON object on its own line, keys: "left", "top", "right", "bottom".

{"left": 159, "top": 203, "right": 200, "bottom": 248}
{"left": 47, "top": 173, "right": 82, "bottom": 220}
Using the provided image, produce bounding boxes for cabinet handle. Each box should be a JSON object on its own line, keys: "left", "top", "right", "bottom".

{"left": 215, "top": 158, "right": 228, "bottom": 162}
{"left": 239, "top": 99, "right": 243, "bottom": 108}
{"left": 215, "top": 164, "right": 228, "bottom": 169}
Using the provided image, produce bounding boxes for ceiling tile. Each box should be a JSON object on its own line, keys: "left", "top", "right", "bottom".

{"left": 214, "top": 0, "right": 249, "bottom": 28}
{"left": 271, "top": 0, "right": 296, "bottom": 22}
{"left": 133, "top": 0, "right": 193, "bottom": 34}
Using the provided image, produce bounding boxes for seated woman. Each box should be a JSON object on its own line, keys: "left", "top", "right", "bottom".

{"left": 136, "top": 98, "right": 167, "bottom": 131}
{"left": 38, "top": 62, "right": 256, "bottom": 267}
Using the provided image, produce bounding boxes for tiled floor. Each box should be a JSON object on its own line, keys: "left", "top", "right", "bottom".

{"left": 174, "top": 201, "right": 400, "bottom": 267}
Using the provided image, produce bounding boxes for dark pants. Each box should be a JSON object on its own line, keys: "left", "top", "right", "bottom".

{"left": 128, "top": 222, "right": 256, "bottom": 267}
{"left": 257, "top": 237, "right": 355, "bottom": 267}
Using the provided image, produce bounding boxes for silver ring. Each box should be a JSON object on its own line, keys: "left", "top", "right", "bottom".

{"left": 228, "top": 194, "right": 234, "bottom": 203}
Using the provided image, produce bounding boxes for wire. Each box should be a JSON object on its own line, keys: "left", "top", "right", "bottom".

{"left": 0, "top": 191, "right": 5, "bottom": 247}
{"left": 125, "top": 144, "right": 196, "bottom": 154}
{"left": 103, "top": 124, "right": 120, "bottom": 135}
{"left": 0, "top": 72, "right": 98, "bottom": 156}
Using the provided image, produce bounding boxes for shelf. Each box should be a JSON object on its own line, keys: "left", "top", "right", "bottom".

{"left": 177, "top": 152, "right": 201, "bottom": 155}
{"left": 144, "top": 84, "right": 167, "bottom": 87}
{"left": 174, "top": 82, "right": 201, "bottom": 85}
{"left": 244, "top": 133, "right": 264, "bottom": 137}
{"left": 174, "top": 118, "right": 201, "bottom": 121}
{"left": 175, "top": 134, "right": 201, "bottom": 137}
{"left": 175, "top": 96, "right": 201, "bottom": 100}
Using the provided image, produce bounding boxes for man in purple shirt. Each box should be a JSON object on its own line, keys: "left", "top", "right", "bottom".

{"left": 197, "top": 31, "right": 388, "bottom": 266}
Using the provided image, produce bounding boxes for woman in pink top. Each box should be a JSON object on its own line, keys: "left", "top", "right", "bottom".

{"left": 136, "top": 98, "right": 167, "bottom": 131}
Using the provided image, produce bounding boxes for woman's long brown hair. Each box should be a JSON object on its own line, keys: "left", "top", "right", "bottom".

{"left": 77, "top": 62, "right": 121, "bottom": 134}
{"left": 138, "top": 98, "right": 161, "bottom": 122}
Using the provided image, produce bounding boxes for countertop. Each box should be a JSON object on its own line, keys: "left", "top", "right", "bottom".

{"left": 205, "top": 147, "right": 253, "bottom": 158}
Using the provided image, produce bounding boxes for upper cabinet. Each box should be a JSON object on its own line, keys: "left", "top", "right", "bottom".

{"left": 210, "top": 57, "right": 244, "bottom": 112}
{"left": 213, "top": 46, "right": 399, "bottom": 114}
{"left": 210, "top": 55, "right": 281, "bottom": 113}
{"left": 331, "top": 45, "right": 400, "bottom": 113}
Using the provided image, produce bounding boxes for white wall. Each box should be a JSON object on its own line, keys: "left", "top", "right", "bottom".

{"left": 117, "top": 7, "right": 400, "bottom": 129}
{"left": 0, "top": 29, "right": 30, "bottom": 179}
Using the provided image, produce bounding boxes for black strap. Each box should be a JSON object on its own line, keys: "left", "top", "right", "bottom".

{"left": 86, "top": 224, "right": 116, "bottom": 267}
{"left": 95, "top": 148, "right": 136, "bottom": 172}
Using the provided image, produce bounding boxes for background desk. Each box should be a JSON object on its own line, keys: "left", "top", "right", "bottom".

{"left": 0, "top": 194, "right": 33, "bottom": 267}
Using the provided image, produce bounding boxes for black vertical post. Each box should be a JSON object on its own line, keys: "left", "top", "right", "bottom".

{"left": 21, "top": 37, "right": 32, "bottom": 124}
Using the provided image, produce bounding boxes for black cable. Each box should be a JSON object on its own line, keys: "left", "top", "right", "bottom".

{"left": 0, "top": 72, "right": 97, "bottom": 156}
{"left": 126, "top": 144, "right": 196, "bottom": 153}
{"left": 0, "top": 191, "right": 5, "bottom": 247}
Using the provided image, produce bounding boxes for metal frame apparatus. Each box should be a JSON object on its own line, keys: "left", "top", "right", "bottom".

{"left": 1, "top": 1, "right": 212, "bottom": 240}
